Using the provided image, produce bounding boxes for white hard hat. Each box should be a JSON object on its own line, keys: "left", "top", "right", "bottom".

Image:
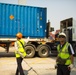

{"left": 59, "top": 32, "right": 66, "bottom": 37}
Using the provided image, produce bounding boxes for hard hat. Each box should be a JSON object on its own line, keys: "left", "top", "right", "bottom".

{"left": 59, "top": 32, "right": 66, "bottom": 37}
{"left": 16, "top": 32, "right": 22, "bottom": 39}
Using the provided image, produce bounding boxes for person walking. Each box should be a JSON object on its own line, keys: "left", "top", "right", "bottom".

{"left": 15, "top": 32, "right": 26, "bottom": 75}
{"left": 55, "top": 32, "right": 74, "bottom": 75}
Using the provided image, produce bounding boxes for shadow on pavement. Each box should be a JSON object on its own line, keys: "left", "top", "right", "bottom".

{"left": 0, "top": 52, "right": 15, "bottom": 57}
{"left": 23, "top": 67, "right": 33, "bottom": 75}
{"left": 23, "top": 70, "right": 28, "bottom": 75}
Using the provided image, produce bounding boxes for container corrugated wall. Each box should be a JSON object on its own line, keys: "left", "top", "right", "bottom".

{"left": 0, "top": 3, "right": 47, "bottom": 38}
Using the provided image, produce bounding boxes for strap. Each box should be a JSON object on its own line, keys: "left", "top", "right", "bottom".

{"left": 18, "top": 40, "right": 25, "bottom": 49}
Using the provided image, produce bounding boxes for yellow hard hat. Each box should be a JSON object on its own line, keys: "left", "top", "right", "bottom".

{"left": 16, "top": 32, "right": 22, "bottom": 39}
{"left": 59, "top": 32, "right": 66, "bottom": 37}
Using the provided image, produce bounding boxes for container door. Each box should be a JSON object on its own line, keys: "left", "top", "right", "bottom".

{"left": 36, "top": 8, "right": 46, "bottom": 38}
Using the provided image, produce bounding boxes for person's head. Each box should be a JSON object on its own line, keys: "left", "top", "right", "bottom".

{"left": 58, "top": 32, "right": 66, "bottom": 43}
{"left": 16, "top": 32, "right": 22, "bottom": 40}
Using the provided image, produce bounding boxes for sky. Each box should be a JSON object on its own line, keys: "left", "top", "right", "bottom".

{"left": 0, "top": 0, "right": 76, "bottom": 31}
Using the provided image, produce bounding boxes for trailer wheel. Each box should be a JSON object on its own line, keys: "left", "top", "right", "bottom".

{"left": 25, "top": 45, "right": 35, "bottom": 58}
{"left": 37, "top": 45, "right": 50, "bottom": 57}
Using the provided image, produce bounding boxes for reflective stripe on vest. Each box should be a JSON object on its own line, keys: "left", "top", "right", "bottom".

{"left": 57, "top": 42, "right": 71, "bottom": 65}
{"left": 15, "top": 39, "right": 26, "bottom": 58}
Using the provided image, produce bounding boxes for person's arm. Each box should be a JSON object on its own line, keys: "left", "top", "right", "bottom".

{"left": 56, "top": 55, "right": 59, "bottom": 63}
{"left": 55, "top": 54, "right": 59, "bottom": 69}
{"left": 69, "top": 44, "right": 74, "bottom": 64}
{"left": 70, "top": 55, "right": 74, "bottom": 64}
{"left": 15, "top": 41, "right": 22, "bottom": 54}
{"left": 56, "top": 45, "right": 59, "bottom": 63}
{"left": 68, "top": 54, "right": 74, "bottom": 69}
{"left": 68, "top": 44, "right": 74, "bottom": 69}
{"left": 15, "top": 42, "right": 18, "bottom": 50}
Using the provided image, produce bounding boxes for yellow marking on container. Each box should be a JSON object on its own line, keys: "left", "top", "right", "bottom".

{"left": 9, "top": 15, "right": 14, "bottom": 20}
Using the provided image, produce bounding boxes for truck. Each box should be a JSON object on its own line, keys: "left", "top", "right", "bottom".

{"left": 60, "top": 17, "right": 76, "bottom": 56}
{"left": 0, "top": 3, "right": 57, "bottom": 58}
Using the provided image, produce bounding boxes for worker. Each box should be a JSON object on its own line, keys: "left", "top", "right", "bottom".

{"left": 55, "top": 32, "right": 74, "bottom": 75}
{"left": 15, "top": 32, "right": 26, "bottom": 75}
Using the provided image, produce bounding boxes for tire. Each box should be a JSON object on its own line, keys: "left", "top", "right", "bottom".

{"left": 37, "top": 45, "right": 50, "bottom": 57}
{"left": 25, "top": 45, "right": 35, "bottom": 58}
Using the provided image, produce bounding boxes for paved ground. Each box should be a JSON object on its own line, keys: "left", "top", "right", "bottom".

{"left": 0, "top": 57, "right": 56, "bottom": 75}
{"left": 0, "top": 47, "right": 76, "bottom": 75}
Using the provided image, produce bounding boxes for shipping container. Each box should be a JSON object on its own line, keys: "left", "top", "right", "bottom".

{"left": 0, "top": 3, "right": 52, "bottom": 58}
{"left": 0, "top": 3, "right": 47, "bottom": 38}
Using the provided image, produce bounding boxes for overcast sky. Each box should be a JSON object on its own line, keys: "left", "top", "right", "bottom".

{"left": 0, "top": 0, "right": 76, "bottom": 31}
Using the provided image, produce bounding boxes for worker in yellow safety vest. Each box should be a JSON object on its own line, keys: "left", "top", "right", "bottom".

{"left": 55, "top": 32, "right": 74, "bottom": 75}
{"left": 15, "top": 32, "right": 26, "bottom": 75}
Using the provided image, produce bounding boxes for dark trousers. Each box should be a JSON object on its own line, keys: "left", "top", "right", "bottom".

{"left": 57, "top": 64, "right": 70, "bottom": 75}
{"left": 16, "top": 57, "right": 24, "bottom": 75}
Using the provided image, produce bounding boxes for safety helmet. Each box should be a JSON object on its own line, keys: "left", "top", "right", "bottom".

{"left": 59, "top": 32, "right": 66, "bottom": 37}
{"left": 16, "top": 32, "right": 22, "bottom": 39}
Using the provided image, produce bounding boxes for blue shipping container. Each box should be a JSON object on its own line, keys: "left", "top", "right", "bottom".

{"left": 0, "top": 3, "right": 47, "bottom": 38}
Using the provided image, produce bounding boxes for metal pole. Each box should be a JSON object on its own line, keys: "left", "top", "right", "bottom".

{"left": 60, "top": 22, "right": 63, "bottom": 32}
{"left": 66, "top": 21, "right": 68, "bottom": 42}
{"left": 23, "top": 59, "right": 39, "bottom": 75}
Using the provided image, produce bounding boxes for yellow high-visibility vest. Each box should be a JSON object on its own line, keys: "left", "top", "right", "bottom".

{"left": 15, "top": 39, "right": 26, "bottom": 58}
{"left": 57, "top": 42, "right": 71, "bottom": 65}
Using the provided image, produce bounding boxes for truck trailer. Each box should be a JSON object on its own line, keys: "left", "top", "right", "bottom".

{"left": 60, "top": 18, "right": 76, "bottom": 56}
{"left": 0, "top": 3, "right": 57, "bottom": 57}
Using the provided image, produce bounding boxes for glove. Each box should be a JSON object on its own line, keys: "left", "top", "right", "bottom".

{"left": 68, "top": 64, "right": 74, "bottom": 69}
{"left": 19, "top": 52, "right": 25, "bottom": 58}
{"left": 15, "top": 50, "right": 19, "bottom": 53}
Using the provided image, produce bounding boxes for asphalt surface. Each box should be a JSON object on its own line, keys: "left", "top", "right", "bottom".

{"left": 0, "top": 47, "right": 76, "bottom": 75}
